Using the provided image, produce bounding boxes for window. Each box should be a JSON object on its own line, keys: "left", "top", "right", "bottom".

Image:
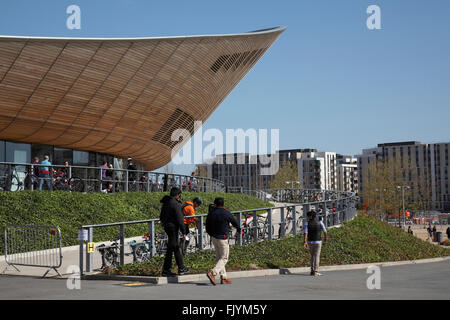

{"left": 6, "top": 142, "right": 31, "bottom": 163}
{"left": 0, "top": 141, "right": 4, "bottom": 162}
{"left": 54, "top": 148, "right": 72, "bottom": 165}
{"left": 73, "top": 151, "right": 89, "bottom": 165}
{"left": 31, "top": 144, "right": 53, "bottom": 162}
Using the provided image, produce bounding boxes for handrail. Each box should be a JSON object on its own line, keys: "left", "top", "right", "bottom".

{"left": 78, "top": 188, "right": 358, "bottom": 274}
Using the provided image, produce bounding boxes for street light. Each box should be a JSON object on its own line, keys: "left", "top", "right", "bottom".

{"left": 397, "top": 185, "right": 410, "bottom": 228}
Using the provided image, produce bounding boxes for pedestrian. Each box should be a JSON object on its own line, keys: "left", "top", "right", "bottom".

{"left": 31, "top": 156, "right": 40, "bottom": 177}
{"left": 304, "top": 210, "right": 327, "bottom": 276}
{"left": 159, "top": 187, "right": 189, "bottom": 277}
{"left": 181, "top": 197, "right": 202, "bottom": 254}
{"left": 407, "top": 226, "right": 413, "bottom": 235}
{"left": 446, "top": 226, "right": 450, "bottom": 240}
{"left": 205, "top": 197, "right": 241, "bottom": 285}
{"left": 427, "top": 225, "right": 432, "bottom": 240}
{"left": 38, "top": 155, "right": 52, "bottom": 190}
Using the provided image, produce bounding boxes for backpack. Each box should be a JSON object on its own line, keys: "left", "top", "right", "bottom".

{"left": 181, "top": 202, "right": 193, "bottom": 217}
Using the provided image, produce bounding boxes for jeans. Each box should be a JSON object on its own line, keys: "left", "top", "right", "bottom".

{"left": 39, "top": 174, "right": 51, "bottom": 190}
{"left": 163, "top": 224, "right": 185, "bottom": 271}
{"left": 309, "top": 243, "right": 322, "bottom": 272}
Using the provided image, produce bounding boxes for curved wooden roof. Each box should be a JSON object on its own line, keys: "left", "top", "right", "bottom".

{"left": 0, "top": 27, "right": 285, "bottom": 170}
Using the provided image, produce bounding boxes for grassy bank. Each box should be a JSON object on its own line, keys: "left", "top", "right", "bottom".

{"left": 109, "top": 213, "right": 450, "bottom": 276}
{"left": 0, "top": 191, "right": 273, "bottom": 254}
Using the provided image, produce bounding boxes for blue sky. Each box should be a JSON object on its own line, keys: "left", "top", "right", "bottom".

{"left": 1, "top": 0, "right": 449, "bottom": 173}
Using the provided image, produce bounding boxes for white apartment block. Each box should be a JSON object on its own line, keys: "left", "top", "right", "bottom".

{"left": 297, "top": 151, "right": 337, "bottom": 190}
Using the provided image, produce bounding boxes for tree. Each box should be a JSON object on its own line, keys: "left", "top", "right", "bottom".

{"left": 268, "top": 161, "right": 299, "bottom": 189}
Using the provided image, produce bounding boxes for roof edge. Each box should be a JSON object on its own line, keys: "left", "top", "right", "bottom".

{"left": 0, "top": 26, "right": 287, "bottom": 42}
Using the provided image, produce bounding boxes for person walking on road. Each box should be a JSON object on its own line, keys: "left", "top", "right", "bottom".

{"left": 205, "top": 197, "right": 241, "bottom": 285}
{"left": 304, "top": 210, "right": 327, "bottom": 276}
{"left": 446, "top": 226, "right": 450, "bottom": 240}
{"left": 159, "top": 187, "right": 189, "bottom": 277}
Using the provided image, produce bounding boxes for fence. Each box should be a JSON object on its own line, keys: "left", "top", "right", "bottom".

{"left": 0, "top": 161, "right": 225, "bottom": 193}
{"left": 78, "top": 189, "right": 357, "bottom": 275}
{"left": 2, "top": 225, "right": 63, "bottom": 277}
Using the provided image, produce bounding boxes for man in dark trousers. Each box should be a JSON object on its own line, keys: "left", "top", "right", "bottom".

{"left": 205, "top": 197, "right": 241, "bottom": 285}
{"left": 159, "top": 187, "right": 189, "bottom": 276}
{"left": 304, "top": 210, "right": 327, "bottom": 276}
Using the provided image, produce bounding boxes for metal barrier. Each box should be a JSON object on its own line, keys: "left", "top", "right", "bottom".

{"left": 3, "top": 225, "right": 63, "bottom": 277}
{"left": 0, "top": 161, "right": 225, "bottom": 193}
{"left": 78, "top": 189, "right": 357, "bottom": 275}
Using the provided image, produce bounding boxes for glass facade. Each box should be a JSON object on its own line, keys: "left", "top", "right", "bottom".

{"left": 0, "top": 140, "right": 122, "bottom": 169}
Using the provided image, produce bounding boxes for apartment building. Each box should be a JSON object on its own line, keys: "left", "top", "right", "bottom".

{"left": 356, "top": 141, "right": 450, "bottom": 211}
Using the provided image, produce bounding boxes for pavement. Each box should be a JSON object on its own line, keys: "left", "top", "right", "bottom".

{"left": 0, "top": 257, "right": 449, "bottom": 300}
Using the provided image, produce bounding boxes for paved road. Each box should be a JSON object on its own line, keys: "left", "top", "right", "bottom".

{"left": 0, "top": 259, "right": 449, "bottom": 300}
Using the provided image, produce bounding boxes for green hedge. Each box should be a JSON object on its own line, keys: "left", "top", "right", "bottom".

{"left": 110, "top": 213, "right": 450, "bottom": 276}
{"left": 0, "top": 191, "right": 273, "bottom": 255}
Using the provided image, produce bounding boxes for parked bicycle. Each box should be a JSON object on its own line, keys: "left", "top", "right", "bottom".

{"left": 278, "top": 206, "right": 302, "bottom": 238}
{"left": 97, "top": 236, "right": 120, "bottom": 269}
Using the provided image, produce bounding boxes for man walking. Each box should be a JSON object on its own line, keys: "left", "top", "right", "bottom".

{"left": 38, "top": 155, "right": 52, "bottom": 190}
{"left": 304, "top": 210, "right": 327, "bottom": 276}
{"left": 205, "top": 197, "right": 241, "bottom": 285}
{"left": 159, "top": 187, "right": 189, "bottom": 276}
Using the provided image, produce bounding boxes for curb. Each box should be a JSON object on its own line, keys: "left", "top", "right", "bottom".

{"left": 82, "top": 256, "right": 450, "bottom": 284}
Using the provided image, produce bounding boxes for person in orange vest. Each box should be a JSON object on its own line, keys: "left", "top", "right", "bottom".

{"left": 181, "top": 197, "right": 202, "bottom": 254}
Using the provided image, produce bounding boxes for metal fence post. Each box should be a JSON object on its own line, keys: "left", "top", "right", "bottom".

{"left": 292, "top": 205, "right": 297, "bottom": 235}
{"left": 268, "top": 208, "right": 273, "bottom": 240}
{"left": 98, "top": 168, "right": 103, "bottom": 192}
{"left": 149, "top": 220, "right": 155, "bottom": 257}
{"left": 198, "top": 217, "right": 204, "bottom": 250}
{"left": 280, "top": 207, "right": 285, "bottom": 238}
{"left": 238, "top": 212, "right": 243, "bottom": 246}
{"left": 120, "top": 224, "right": 125, "bottom": 266}
{"left": 253, "top": 210, "right": 258, "bottom": 242}
{"left": 86, "top": 227, "right": 93, "bottom": 273}
{"left": 125, "top": 171, "right": 129, "bottom": 193}
{"left": 79, "top": 229, "right": 84, "bottom": 276}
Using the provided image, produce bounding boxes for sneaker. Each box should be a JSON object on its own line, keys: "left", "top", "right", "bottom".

{"left": 310, "top": 270, "right": 315, "bottom": 276}
{"left": 178, "top": 267, "right": 190, "bottom": 276}
{"left": 314, "top": 272, "right": 323, "bottom": 276}
{"left": 220, "top": 278, "right": 232, "bottom": 284}
{"left": 162, "top": 270, "right": 177, "bottom": 277}
{"left": 206, "top": 271, "right": 216, "bottom": 286}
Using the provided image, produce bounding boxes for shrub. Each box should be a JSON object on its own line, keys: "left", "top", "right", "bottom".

{"left": 0, "top": 191, "right": 273, "bottom": 255}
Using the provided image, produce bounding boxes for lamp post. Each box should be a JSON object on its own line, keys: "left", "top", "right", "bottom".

{"left": 397, "top": 185, "right": 410, "bottom": 228}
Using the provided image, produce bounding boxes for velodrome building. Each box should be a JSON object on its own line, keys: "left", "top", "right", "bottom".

{"left": 0, "top": 27, "right": 285, "bottom": 170}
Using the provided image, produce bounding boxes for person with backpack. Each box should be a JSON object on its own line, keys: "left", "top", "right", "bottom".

{"left": 304, "top": 210, "right": 327, "bottom": 276}
{"left": 181, "top": 197, "right": 202, "bottom": 254}
{"left": 159, "top": 187, "right": 189, "bottom": 277}
{"left": 205, "top": 197, "right": 241, "bottom": 285}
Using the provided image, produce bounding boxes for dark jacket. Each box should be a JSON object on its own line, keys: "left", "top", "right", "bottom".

{"left": 206, "top": 207, "right": 241, "bottom": 240}
{"left": 159, "top": 196, "right": 186, "bottom": 234}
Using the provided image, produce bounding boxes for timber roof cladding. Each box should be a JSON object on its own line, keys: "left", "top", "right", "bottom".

{"left": 0, "top": 27, "right": 285, "bottom": 170}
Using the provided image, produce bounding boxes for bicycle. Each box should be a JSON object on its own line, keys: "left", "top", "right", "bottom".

{"left": 97, "top": 236, "right": 120, "bottom": 269}
{"left": 0, "top": 165, "right": 24, "bottom": 191}
{"left": 278, "top": 207, "right": 303, "bottom": 238}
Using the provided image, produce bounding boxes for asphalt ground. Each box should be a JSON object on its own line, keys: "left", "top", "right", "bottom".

{"left": 0, "top": 259, "right": 448, "bottom": 300}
